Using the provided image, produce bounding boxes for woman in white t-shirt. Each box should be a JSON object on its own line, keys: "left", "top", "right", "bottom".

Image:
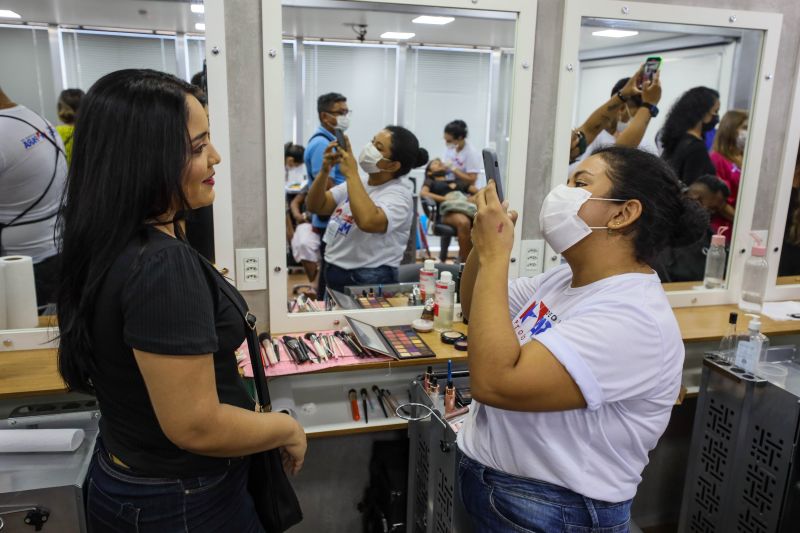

{"left": 457, "top": 146, "right": 708, "bottom": 531}
{"left": 306, "top": 125, "right": 428, "bottom": 294}
{"left": 442, "top": 119, "right": 482, "bottom": 186}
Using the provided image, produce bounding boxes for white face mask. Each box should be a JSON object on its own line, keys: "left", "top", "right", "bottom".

{"left": 615, "top": 106, "right": 632, "bottom": 133}
{"left": 539, "top": 184, "right": 623, "bottom": 254}
{"left": 335, "top": 114, "right": 350, "bottom": 132}
{"left": 358, "top": 142, "right": 387, "bottom": 174}
{"left": 286, "top": 165, "right": 306, "bottom": 184}
{"left": 446, "top": 142, "right": 458, "bottom": 151}
{"left": 736, "top": 129, "right": 747, "bottom": 151}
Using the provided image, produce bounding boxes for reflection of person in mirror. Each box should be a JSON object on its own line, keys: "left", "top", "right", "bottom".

{"left": 420, "top": 158, "right": 478, "bottom": 260}
{"left": 659, "top": 86, "right": 720, "bottom": 186}
{"left": 57, "top": 70, "right": 307, "bottom": 531}
{"left": 568, "top": 65, "right": 650, "bottom": 166}
{"left": 55, "top": 88, "right": 84, "bottom": 165}
{"left": 710, "top": 109, "right": 748, "bottom": 227}
{"left": 457, "top": 147, "right": 708, "bottom": 531}
{"left": 306, "top": 126, "right": 428, "bottom": 294}
{"left": 442, "top": 119, "right": 481, "bottom": 186}
{"left": 654, "top": 175, "right": 730, "bottom": 282}
{"left": 0, "top": 85, "right": 68, "bottom": 311}
{"left": 779, "top": 146, "right": 800, "bottom": 277}
{"left": 569, "top": 65, "right": 662, "bottom": 174}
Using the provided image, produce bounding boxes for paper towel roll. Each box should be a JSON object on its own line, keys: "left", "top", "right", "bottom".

{"left": 0, "top": 260, "right": 7, "bottom": 330}
{"left": 1, "top": 255, "right": 38, "bottom": 329}
{"left": 0, "top": 428, "right": 86, "bottom": 453}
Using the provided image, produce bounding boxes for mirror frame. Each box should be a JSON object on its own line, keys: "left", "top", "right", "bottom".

{"left": 0, "top": 0, "right": 234, "bottom": 351}
{"left": 548, "top": 0, "right": 781, "bottom": 308}
{"left": 765, "top": 48, "right": 800, "bottom": 301}
{"left": 263, "top": 0, "right": 537, "bottom": 332}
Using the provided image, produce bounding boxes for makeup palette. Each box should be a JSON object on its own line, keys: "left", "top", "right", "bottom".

{"left": 356, "top": 295, "right": 393, "bottom": 309}
{"left": 345, "top": 316, "right": 435, "bottom": 360}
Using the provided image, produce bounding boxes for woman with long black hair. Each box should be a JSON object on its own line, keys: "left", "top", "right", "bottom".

{"left": 658, "top": 86, "right": 720, "bottom": 185}
{"left": 57, "top": 69, "right": 306, "bottom": 532}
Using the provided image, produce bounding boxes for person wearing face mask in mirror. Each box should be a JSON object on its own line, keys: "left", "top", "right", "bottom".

{"left": 304, "top": 92, "right": 350, "bottom": 296}
{"left": 569, "top": 70, "right": 662, "bottom": 174}
{"left": 659, "top": 86, "right": 720, "bottom": 186}
{"left": 456, "top": 147, "right": 708, "bottom": 531}
{"left": 654, "top": 175, "right": 730, "bottom": 282}
{"left": 710, "top": 109, "right": 748, "bottom": 230}
{"left": 442, "top": 119, "right": 481, "bottom": 186}
{"left": 306, "top": 126, "right": 428, "bottom": 294}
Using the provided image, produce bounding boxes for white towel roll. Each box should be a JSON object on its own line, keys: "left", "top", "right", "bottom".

{"left": 1, "top": 255, "right": 38, "bottom": 329}
{"left": 0, "top": 428, "right": 86, "bottom": 453}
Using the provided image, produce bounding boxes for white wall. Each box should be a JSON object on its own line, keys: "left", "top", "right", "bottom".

{"left": 0, "top": 25, "right": 58, "bottom": 123}
{"left": 574, "top": 43, "right": 736, "bottom": 149}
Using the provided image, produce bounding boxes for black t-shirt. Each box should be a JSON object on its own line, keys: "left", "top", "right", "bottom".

{"left": 664, "top": 134, "right": 716, "bottom": 186}
{"left": 91, "top": 227, "right": 253, "bottom": 476}
{"left": 423, "top": 178, "right": 471, "bottom": 201}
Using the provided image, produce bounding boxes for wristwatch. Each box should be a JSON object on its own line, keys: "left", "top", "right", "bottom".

{"left": 642, "top": 102, "right": 659, "bottom": 118}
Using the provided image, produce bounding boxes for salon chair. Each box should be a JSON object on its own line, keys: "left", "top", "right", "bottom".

{"left": 420, "top": 196, "right": 456, "bottom": 263}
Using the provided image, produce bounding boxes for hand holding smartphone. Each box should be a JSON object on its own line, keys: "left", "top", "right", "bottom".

{"left": 482, "top": 148, "right": 505, "bottom": 203}
{"left": 334, "top": 127, "right": 347, "bottom": 152}
{"left": 643, "top": 56, "right": 662, "bottom": 83}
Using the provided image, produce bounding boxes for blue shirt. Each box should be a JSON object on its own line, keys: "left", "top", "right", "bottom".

{"left": 304, "top": 126, "right": 346, "bottom": 229}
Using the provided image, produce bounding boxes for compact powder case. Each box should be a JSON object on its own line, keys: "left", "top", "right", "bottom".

{"left": 440, "top": 330, "right": 466, "bottom": 344}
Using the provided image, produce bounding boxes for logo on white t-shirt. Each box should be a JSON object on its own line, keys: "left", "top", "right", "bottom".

{"left": 331, "top": 205, "right": 355, "bottom": 237}
{"left": 512, "top": 296, "right": 559, "bottom": 344}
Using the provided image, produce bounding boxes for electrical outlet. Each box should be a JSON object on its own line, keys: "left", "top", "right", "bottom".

{"left": 519, "top": 239, "right": 545, "bottom": 278}
{"left": 235, "top": 248, "right": 267, "bottom": 291}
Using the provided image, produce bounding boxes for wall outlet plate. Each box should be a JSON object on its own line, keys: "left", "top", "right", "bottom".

{"left": 235, "top": 248, "right": 267, "bottom": 291}
{"left": 519, "top": 239, "right": 545, "bottom": 278}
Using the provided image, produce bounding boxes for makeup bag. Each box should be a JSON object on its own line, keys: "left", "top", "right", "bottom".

{"left": 200, "top": 257, "right": 304, "bottom": 532}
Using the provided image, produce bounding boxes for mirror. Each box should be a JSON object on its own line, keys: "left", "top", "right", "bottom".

{"left": 569, "top": 16, "right": 763, "bottom": 292}
{"left": 0, "top": 1, "right": 207, "bottom": 335}
{"left": 776, "top": 141, "right": 800, "bottom": 285}
{"left": 279, "top": 0, "right": 519, "bottom": 314}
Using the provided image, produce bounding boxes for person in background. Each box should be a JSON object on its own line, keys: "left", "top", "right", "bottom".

{"left": 307, "top": 126, "right": 427, "bottom": 293}
{"left": 442, "top": 119, "right": 481, "bottom": 186}
{"left": 710, "top": 109, "right": 748, "bottom": 229}
{"left": 0, "top": 85, "right": 67, "bottom": 310}
{"left": 779, "top": 146, "right": 800, "bottom": 277}
{"left": 659, "top": 86, "right": 720, "bottom": 186}
{"left": 457, "top": 146, "right": 707, "bottom": 531}
{"left": 55, "top": 88, "right": 84, "bottom": 164}
{"left": 655, "top": 174, "right": 730, "bottom": 282}
{"left": 420, "top": 158, "right": 477, "bottom": 260}
{"left": 57, "top": 69, "right": 306, "bottom": 531}
{"left": 284, "top": 142, "right": 307, "bottom": 241}
{"left": 304, "top": 92, "right": 350, "bottom": 297}
{"left": 570, "top": 69, "right": 662, "bottom": 171}
{"left": 284, "top": 143, "right": 320, "bottom": 290}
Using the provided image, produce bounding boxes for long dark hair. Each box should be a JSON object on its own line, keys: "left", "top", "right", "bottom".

{"left": 657, "top": 86, "right": 719, "bottom": 157}
{"left": 385, "top": 125, "right": 429, "bottom": 177}
{"left": 57, "top": 69, "right": 196, "bottom": 392}
{"left": 592, "top": 146, "right": 709, "bottom": 263}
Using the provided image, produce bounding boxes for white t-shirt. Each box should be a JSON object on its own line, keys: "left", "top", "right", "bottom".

{"left": 457, "top": 264, "right": 684, "bottom": 502}
{"left": 568, "top": 129, "right": 658, "bottom": 176}
{"left": 323, "top": 178, "right": 413, "bottom": 270}
{"left": 0, "top": 106, "right": 67, "bottom": 261}
{"left": 443, "top": 141, "right": 483, "bottom": 185}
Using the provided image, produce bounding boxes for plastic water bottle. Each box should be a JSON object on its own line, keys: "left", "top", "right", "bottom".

{"left": 434, "top": 271, "right": 455, "bottom": 331}
{"left": 703, "top": 227, "right": 728, "bottom": 289}
{"left": 738, "top": 234, "right": 769, "bottom": 313}
{"left": 419, "top": 259, "right": 438, "bottom": 303}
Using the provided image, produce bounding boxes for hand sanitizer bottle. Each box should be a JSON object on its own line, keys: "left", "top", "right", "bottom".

{"left": 734, "top": 314, "right": 769, "bottom": 374}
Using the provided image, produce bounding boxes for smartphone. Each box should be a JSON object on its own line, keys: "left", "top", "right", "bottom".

{"left": 482, "top": 148, "right": 504, "bottom": 203}
{"left": 644, "top": 56, "right": 662, "bottom": 82}
{"left": 334, "top": 127, "right": 347, "bottom": 152}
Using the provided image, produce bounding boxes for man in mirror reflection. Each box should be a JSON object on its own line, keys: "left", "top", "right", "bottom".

{"left": 0, "top": 85, "right": 68, "bottom": 311}
{"left": 303, "top": 92, "right": 350, "bottom": 297}
{"left": 569, "top": 66, "right": 662, "bottom": 172}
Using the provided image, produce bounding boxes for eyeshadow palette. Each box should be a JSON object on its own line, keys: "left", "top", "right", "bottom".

{"left": 356, "top": 295, "right": 393, "bottom": 309}
{"left": 344, "top": 316, "right": 435, "bottom": 360}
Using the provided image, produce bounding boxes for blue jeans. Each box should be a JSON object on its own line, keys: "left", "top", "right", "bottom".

{"left": 86, "top": 445, "right": 264, "bottom": 532}
{"left": 458, "top": 453, "right": 632, "bottom": 533}
{"left": 325, "top": 263, "right": 398, "bottom": 294}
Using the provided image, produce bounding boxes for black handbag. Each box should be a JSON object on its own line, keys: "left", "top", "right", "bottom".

{"left": 201, "top": 258, "right": 304, "bottom": 532}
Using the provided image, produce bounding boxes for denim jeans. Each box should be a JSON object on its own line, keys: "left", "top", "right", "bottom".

{"left": 325, "top": 262, "right": 399, "bottom": 294}
{"left": 86, "top": 445, "right": 264, "bottom": 532}
{"left": 458, "top": 452, "right": 632, "bottom": 533}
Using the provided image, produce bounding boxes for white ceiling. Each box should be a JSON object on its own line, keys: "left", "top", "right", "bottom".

{"left": 580, "top": 26, "right": 685, "bottom": 52}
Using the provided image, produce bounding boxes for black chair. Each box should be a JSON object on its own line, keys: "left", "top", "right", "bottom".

{"left": 420, "top": 197, "right": 456, "bottom": 263}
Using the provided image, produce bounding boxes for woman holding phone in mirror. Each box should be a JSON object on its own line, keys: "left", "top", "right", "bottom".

{"left": 457, "top": 147, "right": 707, "bottom": 531}
{"left": 659, "top": 86, "right": 720, "bottom": 186}
{"left": 306, "top": 126, "right": 428, "bottom": 294}
{"left": 710, "top": 109, "right": 748, "bottom": 230}
{"left": 57, "top": 70, "right": 306, "bottom": 532}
